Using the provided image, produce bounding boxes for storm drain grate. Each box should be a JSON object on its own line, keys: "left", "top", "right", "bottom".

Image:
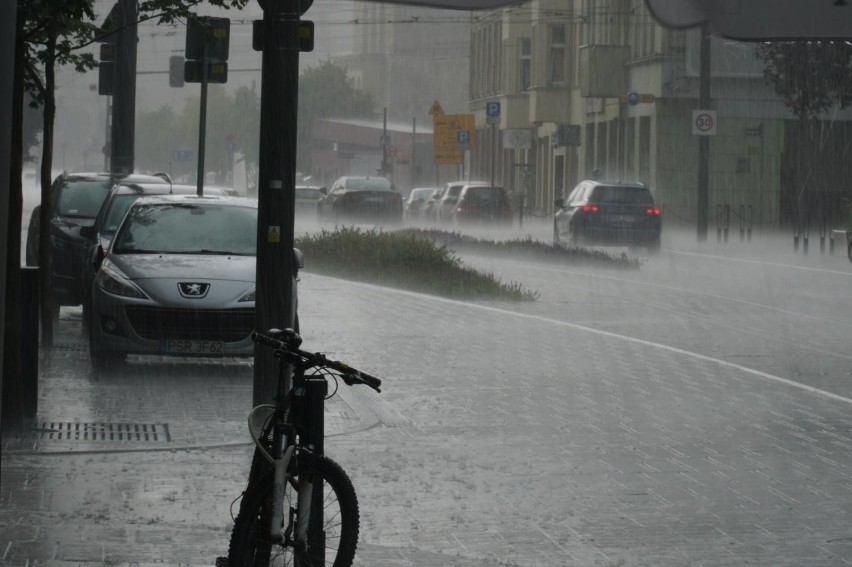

{"left": 33, "top": 422, "right": 171, "bottom": 443}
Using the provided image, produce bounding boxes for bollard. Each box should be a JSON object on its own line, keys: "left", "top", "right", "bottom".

{"left": 747, "top": 205, "right": 753, "bottom": 242}
{"left": 830, "top": 235, "right": 835, "bottom": 255}
{"left": 716, "top": 204, "right": 723, "bottom": 242}
{"left": 739, "top": 205, "right": 745, "bottom": 242}
{"left": 794, "top": 234, "right": 799, "bottom": 252}
{"left": 723, "top": 204, "right": 730, "bottom": 243}
{"left": 803, "top": 236, "right": 809, "bottom": 255}
{"left": 21, "top": 267, "right": 39, "bottom": 419}
{"left": 820, "top": 235, "right": 825, "bottom": 254}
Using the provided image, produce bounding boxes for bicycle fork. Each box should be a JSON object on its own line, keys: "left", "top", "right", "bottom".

{"left": 270, "top": 425, "right": 295, "bottom": 544}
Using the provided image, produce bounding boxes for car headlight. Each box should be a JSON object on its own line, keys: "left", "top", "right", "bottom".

{"left": 238, "top": 287, "right": 255, "bottom": 302}
{"left": 96, "top": 263, "right": 148, "bottom": 299}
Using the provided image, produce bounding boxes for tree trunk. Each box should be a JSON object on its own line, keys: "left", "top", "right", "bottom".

{"left": 38, "top": 26, "right": 57, "bottom": 347}
{"left": 2, "top": 10, "right": 26, "bottom": 433}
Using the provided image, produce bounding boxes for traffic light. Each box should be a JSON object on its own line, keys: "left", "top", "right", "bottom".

{"left": 98, "top": 42, "right": 114, "bottom": 95}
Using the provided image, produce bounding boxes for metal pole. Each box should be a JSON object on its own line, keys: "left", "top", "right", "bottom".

{"left": 254, "top": 0, "right": 299, "bottom": 406}
{"left": 411, "top": 117, "right": 416, "bottom": 188}
{"left": 110, "top": 0, "right": 137, "bottom": 174}
{"left": 697, "top": 23, "right": 711, "bottom": 242}
{"left": 196, "top": 40, "right": 208, "bottom": 197}
{"left": 490, "top": 123, "right": 496, "bottom": 186}
{"left": 381, "top": 107, "right": 388, "bottom": 176}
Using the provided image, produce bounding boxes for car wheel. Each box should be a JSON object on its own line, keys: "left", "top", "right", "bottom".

{"left": 648, "top": 236, "right": 662, "bottom": 254}
{"left": 89, "top": 323, "right": 125, "bottom": 370}
{"left": 570, "top": 223, "right": 584, "bottom": 246}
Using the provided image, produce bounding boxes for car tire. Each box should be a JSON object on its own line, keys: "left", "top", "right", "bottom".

{"left": 89, "top": 324, "right": 125, "bottom": 370}
{"left": 648, "top": 236, "right": 661, "bottom": 254}
{"left": 570, "top": 224, "right": 584, "bottom": 247}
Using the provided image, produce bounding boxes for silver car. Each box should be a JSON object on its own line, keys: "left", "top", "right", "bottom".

{"left": 89, "top": 195, "right": 260, "bottom": 367}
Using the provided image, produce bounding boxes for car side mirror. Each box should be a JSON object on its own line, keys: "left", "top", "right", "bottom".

{"left": 92, "top": 245, "right": 105, "bottom": 270}
{"left": 554, "top": 198, "right": 565, "bottom": 209}
{"left": 80, "top": 225, "right": 96, "bottom": 239}
{"left": 319, "top": 187, "right": 327, "bottom": 195}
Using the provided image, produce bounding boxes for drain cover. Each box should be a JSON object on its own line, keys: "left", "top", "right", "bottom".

{"left": 33, "top": 422, "right": 171, "bottom": 443}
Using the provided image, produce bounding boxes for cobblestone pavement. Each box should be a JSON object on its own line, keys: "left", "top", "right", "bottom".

{"left": 3, "top": 269, "right": 852, "bottom": 566}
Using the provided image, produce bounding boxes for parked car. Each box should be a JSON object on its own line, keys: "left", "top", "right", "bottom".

{"left": 434, "top": 180, "right": 488, "bottom": 224}
{"left": 79, "top": 183, "right": 231, "bottom": 330}
{"left": 553, "top": 180, "right": 662, "bottom": 252}
{"left": 25, "top": 172, "right": 169, "bottom": 312}
{"left": 404, "top": 187, "right": 437, "bottom": 220}
{"left": 295, "top": 185, "right": 324, "bottom": 214}
{"left": 451, "top": 184, "right": 513, "bottom": 226}
{"left": 316, "top": 176, "right": 403, "bottom": 224}
{"left": 88, "top": 194, "right": 267, "bottom": 367}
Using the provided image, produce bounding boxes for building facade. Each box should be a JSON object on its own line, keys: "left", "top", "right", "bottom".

{"left": 468, "top": 0, "right": 852, "bottom": 230}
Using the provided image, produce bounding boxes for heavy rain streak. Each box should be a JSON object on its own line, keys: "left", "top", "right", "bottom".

{"left": 2, "top": 1, "right": 852, "bottom": 565}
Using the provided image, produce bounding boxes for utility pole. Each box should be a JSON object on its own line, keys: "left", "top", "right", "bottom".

{"left": 253, "top": 0, "right": 304, "bottom": 405}
{"left": 110, "top": 0, "right": 137, "bottom": 174}
{"left": 696, "top": 23, "right": 711, "bottom": 241}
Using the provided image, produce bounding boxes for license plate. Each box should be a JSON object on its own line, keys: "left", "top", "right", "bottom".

{"left": 162, "top": 339, "right": 224, "bottom": 354}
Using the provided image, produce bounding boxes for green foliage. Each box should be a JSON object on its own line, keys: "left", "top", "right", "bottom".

{"left": 397, "top": 228, "right": 641, "bottom": 269}
{"left": 297, "top": 60, "right": 376, "bottom": 172}
{"left": 136, "top": 84, "right": 260, "bottom": 179}
{"left": 757, "top": 41, "right": 852, "bottom": 120}
{"left": 295, "top": 227, "right": 537, "bottom": 301}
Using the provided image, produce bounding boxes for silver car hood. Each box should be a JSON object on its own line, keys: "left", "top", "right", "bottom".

{"left": 107, "top": 254, "right": 256, "bottom": 308}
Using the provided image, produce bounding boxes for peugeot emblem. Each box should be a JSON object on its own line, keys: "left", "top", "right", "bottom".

{"left": 178, "top": 282, "right": 210, "bottom": 298}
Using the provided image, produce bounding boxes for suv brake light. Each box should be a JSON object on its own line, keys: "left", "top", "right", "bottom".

{"left": 581, "top": 205, "right": 599, "bottom": 213}
{"left": 645, "top": 207, "right": 661, "bottom": 216}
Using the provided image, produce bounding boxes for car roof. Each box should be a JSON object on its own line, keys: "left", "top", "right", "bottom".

{"left": 61, "top": 172, "right": 169, "bottom": 184}
{"left": 130, "top": 194, "right": 258, "bottom": 207}
{"left": 585, "top": 180, "right": 647, "bottom": 188}
{"left": 112, "top": 183, "right": 229, "bottom": 196}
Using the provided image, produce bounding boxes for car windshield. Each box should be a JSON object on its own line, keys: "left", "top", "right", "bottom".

{"left": 345, "top": 178, "right": 392, "bottom": 191}
{"left": 112, "top": 202, "right": 257, "bottom": 255}
{"left": 591, "top": 186, "right": 655, "bottom": 205}
{"left": 57, "top": 180, "right": 111, "bottom": 218}
{"left": 102, "top": 194, "right": 142, "bottom": 233}
{"left": 462, "top": 187, "right": 505, "bottom": 203}
{"left": 410, "top": 189, "right": 432, "bottom": 201}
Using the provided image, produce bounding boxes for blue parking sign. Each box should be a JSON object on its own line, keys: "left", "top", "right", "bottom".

{"left": 486, "top": 101, "right": 501, "bottom": 117}
{"left": 457, "top": 130, "right": 470, "bottom": 148}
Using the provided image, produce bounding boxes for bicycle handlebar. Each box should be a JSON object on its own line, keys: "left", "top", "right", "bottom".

{"left": 252, "top": 329, "right": 382, "bottom": 393}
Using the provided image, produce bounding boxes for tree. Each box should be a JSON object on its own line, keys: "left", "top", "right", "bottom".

{"left": 4, "top": 0, "right": 249, "bottom": 432}
{"left": 136, "top": 84, "right": 261, "bottom": 186}
{"left": 756, "top": 41, "right": 852, "bottom": 226}
{"left": 296, "top": 60, "right": 376, "bottom": 173}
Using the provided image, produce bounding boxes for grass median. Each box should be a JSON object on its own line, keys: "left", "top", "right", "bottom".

{"left": 295, "top": 227, "right": 638, "bottom": 301}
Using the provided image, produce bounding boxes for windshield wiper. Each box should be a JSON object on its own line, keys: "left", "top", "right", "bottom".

{"left": 172, "top": 249, "right": 253, "bottom": 256}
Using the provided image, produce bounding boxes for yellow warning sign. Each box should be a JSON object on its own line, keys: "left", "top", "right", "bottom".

{"left": 428, "top": 100, "right": 444, "bottom": 116}
{"left": 267, "top": 226, "right": 281, "bottom": 243}
{"left": 432, "top": 113, "right": 475, "bottom": 165}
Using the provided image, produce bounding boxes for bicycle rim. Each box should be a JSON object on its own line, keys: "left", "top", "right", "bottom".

{"left": 228, "top": 453, "right": 360, "bottom": 567}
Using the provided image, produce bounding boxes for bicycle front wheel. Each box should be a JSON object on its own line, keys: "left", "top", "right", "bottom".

{"left": 228, "top": 452, "right": 360, "bottom": 567}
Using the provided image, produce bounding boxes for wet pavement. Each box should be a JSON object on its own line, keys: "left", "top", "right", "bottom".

{"left": 3, "top": 257, "right": 852, "bottom": 565}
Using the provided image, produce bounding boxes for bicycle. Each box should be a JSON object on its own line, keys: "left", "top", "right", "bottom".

{"left": 225, "top": 328, "right": 382, "bottom": 566}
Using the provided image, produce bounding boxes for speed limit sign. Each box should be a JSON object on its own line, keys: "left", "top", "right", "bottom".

{"left": 692, "top": 110, "right": 717, "bottom": 136}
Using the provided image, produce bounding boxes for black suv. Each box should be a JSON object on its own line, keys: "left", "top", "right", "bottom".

{"left": 553, "top": 180, "right": 662, "bottom": 252}
{"left": 25, "top": 172, "right": 169, "bottom": 311}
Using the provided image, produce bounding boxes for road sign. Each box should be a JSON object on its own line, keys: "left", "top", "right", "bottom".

{"left": 486, "top": 101, "right": 501, "bottom": 125}
{"left": 429, "top": 100, "right": 445, "bottom": 116}
{"left": 457, "top": 130, "right": 471, "bottom": 148}
{"left": 380, "top": 134, "right": 391, "bottom": 147}
{"left": 173, "top": 149, "right": 194, "bottom": 162}
{"left": 692, "top": 110, "right": 717, "bottom": 136}
{"left": 433, "top": 113, "right": 475, "bottom": 164}
{"left": 627, "top": 91, "right": 640, "bottom": 106}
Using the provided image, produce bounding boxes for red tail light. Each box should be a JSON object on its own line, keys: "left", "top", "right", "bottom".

{"left": 581, "top": 205, "right": 600, "bottom": 213}
{"left": 645, "top": 207, "right": 661, "bottom": 216}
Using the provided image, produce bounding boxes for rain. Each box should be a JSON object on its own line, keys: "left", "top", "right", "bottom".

{"left": 2, "top": 1, "right": 852, "bottom": 565}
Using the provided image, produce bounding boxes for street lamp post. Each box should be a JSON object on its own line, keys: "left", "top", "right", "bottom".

{"left": 253, "top": 0, "right": 303, "bottom": 406}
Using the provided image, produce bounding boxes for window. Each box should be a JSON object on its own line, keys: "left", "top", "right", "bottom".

{"left": 520, "top": 38, "right": 531, "bottom": 91}
{"left": 550, "top": 25, "right": 566, "bottom": 84}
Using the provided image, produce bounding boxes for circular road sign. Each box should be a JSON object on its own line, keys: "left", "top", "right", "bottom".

{"left": 692, "top": 110, "right": 717, "bottom": 135}
{"left": 627, "top": 91, "right": 640, "bottom": 106}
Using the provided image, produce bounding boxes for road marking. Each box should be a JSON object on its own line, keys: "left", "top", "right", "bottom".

{"left": 669, "top": 249, "right": 852, "bottom": 277}
{"left": 330, "top": 277, "right": 852, "bottom": 408}
{"left": 475, "top": 256, "right": 852, "bottom": 331}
